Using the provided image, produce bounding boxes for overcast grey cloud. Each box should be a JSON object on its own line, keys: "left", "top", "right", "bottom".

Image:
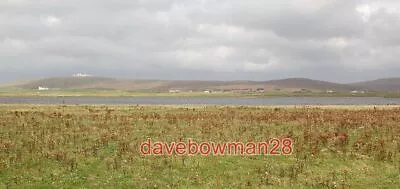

{"left": 1, "top": 0, "right": 400, "bottom": 83}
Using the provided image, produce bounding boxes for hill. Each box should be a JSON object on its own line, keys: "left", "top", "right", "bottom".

{"left": 16, "top": 77, "right": 167, "bottom": 91}
{"left": 10, "top": 76, "right": 365, "bottom": 92}
{"left": 17, "top": 77, "right": 118, "bottom": 89}
{"left": 350, "top": 78, "right": 400, "bottom": 92}
{"left": 265, "top": 78, "right": 359, "bottom": 91}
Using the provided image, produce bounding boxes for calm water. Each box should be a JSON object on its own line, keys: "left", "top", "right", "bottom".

{"left": 0, "top": 96, "right": 400, "bottom": 105}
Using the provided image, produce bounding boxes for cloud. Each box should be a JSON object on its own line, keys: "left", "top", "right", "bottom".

{"left": 1, "top": 0, "right": 400, "bottom": 83}
{"left": 41, "top": 15, "right": 61, "bottom": 27}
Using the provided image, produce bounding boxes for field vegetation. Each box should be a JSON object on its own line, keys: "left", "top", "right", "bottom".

{"left": 0, "top": 105, "right": 399, "bottom": 188}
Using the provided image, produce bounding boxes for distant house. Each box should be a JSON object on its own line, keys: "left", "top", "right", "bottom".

{"left": 38, "top": 86, "right": 49, "bottom": 91}
{"left": 169, "top": 89, "right": 180, "bottom": 93}
{"left": 326, "top": 90, "right": 334, "bottom": 94}
{"left": 351, "top": 90, "right": 366, "bottom": 95}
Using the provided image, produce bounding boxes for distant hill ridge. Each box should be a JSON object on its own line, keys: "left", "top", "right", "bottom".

{"left": 350, "top": 78, "right": 400, "bottom": 92}
{"left": 7, "top": 76, "right": 400, "bottom": 92}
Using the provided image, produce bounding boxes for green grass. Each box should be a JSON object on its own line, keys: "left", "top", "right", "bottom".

{"left": 0, "top": 105, "right": 399, "bottom": 188}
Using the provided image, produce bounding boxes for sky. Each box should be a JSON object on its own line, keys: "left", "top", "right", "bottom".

{"left": 1, "top": 0, "right": 400, "bottom": 83}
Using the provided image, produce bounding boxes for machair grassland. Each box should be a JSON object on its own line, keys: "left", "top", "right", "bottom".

{"left": 0, "top": 105, "right": 399, "bottom": 188}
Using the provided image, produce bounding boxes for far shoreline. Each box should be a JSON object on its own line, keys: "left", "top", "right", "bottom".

{"left": 1, "top": 89, "right": 400, "bottom": 98}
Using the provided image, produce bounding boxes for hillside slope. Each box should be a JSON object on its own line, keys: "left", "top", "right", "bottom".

{"left": 12, "top": 77, "right": 365, "bottom": 92}
{"left": 350, "top": 78, "right": 400, "bottom": 92}
{"left": 265, "top": 78, "right": 360, "bottom": 91}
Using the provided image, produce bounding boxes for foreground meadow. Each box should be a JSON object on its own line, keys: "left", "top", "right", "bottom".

{"left": 0, "top": 105, "right": 399, "bottom": 188}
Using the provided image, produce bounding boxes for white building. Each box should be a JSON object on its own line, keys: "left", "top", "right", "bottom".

{"left": 351, "top": 90, "right": 358, "bottom": 94}
{"left": 169, "top": 89, "right": 180, "bottom": 93}
{"left": 38, "top": 86, "right": 49, "bottom": 91}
